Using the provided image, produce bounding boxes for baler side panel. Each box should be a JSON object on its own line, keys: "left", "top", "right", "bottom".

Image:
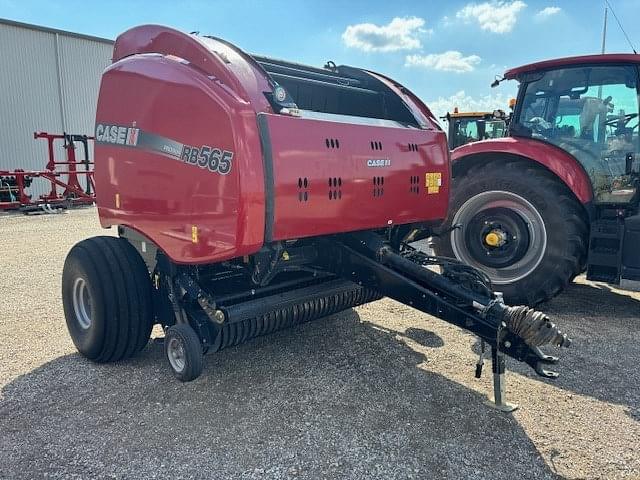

{"left": 95, "top": 55, "right": 265, "bottom": 264}
{"left": 263, "top": 114, "right": 449, "bottom": 241}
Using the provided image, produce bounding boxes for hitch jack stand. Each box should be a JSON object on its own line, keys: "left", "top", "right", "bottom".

{"left": 484, "top": 346, "right": 518, "bottom": 412}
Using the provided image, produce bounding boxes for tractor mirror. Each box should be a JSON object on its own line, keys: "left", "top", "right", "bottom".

{"left": 491, "top": 75, "right": 505, "bottom": 88}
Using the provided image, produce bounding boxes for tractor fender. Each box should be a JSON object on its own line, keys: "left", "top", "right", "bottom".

{"left": 450, "top": 137, "right": 593, "bottom": 204}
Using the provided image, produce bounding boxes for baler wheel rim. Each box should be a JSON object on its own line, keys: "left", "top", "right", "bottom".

{"left": 72, "top": 277, "right": 92, "bottom": 330}
{"left": 167, "top": 337, "right": 186, "bottom": 372}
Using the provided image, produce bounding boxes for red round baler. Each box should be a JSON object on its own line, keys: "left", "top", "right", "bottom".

{"left": 62, "top": 25, "right": 568, "bottom": 397}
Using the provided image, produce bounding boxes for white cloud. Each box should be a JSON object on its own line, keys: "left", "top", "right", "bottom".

{"left": 427, "top": 90, "right": 516, "bottom": 119}
{"left": 406, "top": 51, "right": 482, "bottom": 73}
{"left": 342, "top": 17, "right": 428, "bottom": 52}
{"left": 456, "top": 1, "right": 527, "bottom": 34}
{"left": 536, "top": 6, "right": 561, "bottom": 18}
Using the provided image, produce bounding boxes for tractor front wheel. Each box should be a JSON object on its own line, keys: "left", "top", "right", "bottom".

{"left": 433, "top": 159, "right": 588, "bottom": 306}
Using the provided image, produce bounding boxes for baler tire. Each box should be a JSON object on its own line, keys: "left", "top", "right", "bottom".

{"left": 62, "top": 236, "right": 153, "bottom": 363}
{"left": 164, "top": 324, "right": 204, "bottom": 382}
{"left": 433, "top": 159, "right": 588, "bottom": 306}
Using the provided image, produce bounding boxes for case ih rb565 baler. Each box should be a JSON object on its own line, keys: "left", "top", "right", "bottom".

{"left": 62, "top": 26, "right": 569, "bottom": 403}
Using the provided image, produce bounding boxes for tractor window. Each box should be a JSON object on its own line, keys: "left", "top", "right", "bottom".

{"left": 483, "top": 119, "right": 507, "bottom": 139}
{"left": 513, "top": 65, "right": 640, "bottom": 204}
{"left": 450, "top": 117, "right": 506, "bottom": 149}
{"left": 453, "top": 119, "right": 480, "bottom": 148}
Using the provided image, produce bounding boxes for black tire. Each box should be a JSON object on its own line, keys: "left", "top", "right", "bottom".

{"left": 433, "top": 159, "right": 588, "bottom": 306}
{"left": 62, "top": 236, "right": 153, "bottom": 362}
{"left": 164, "top": 324, "right": 204, "bottom": 382}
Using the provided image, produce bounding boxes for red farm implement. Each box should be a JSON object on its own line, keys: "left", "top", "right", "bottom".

{"left": 59, "top": 25, "right": 571, "bottom": 412}
{"left": 0, "top": 131, "right": 95, "bottom": 212}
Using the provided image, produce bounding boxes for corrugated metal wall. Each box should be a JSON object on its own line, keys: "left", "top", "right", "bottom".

{"left": 0, "top": 20, "right": 113, "bottom": 198}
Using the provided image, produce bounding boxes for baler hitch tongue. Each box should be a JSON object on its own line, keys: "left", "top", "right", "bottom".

{"left": 322, "top": 231, "right": 571, "bottom": 379}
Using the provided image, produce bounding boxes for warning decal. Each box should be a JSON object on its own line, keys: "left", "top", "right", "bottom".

{"left": 425, "top": 172, "right": 442, "bottom": 194}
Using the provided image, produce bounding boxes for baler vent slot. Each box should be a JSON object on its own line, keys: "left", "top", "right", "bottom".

{"left": 328, "top": 177, "right": 343, "bottom": 200}
{"left": 298, "top": 177, "right": 309, "bottom": 202}
{"left": 325, "top": 138, "right": 340, "bottom": 149}
{"left": 408, "top": 143, "right": 419, "bottom": 152}
{"left": 328, "top": 177, "right": 342, "bottom": 188}
{"left": 370, "top": 141, "right": 383, "bottom": 151}
{"left": 410, "top": 175, "right": 420, "bottom": 194}
{"left": 373, "top": 176, "right": 384, "bottom": 198}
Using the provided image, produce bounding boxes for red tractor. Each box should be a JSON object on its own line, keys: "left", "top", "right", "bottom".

{"left": 436, "top": 54, "right": 640, "bottom": 305}
{"left": 61, "top": 26, "right": 569, "bottom": 407}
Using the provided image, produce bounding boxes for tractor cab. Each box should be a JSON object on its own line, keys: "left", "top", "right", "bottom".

{"left": 507, "top": 59, "right": 640, "bottom": 204}
{"left": 442, "top": 109, "right": 508, "bottom": 150}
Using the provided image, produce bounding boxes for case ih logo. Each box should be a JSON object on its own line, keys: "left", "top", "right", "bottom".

{"left": 367, "top": 159, "right": 391, "bottom": 168}
{"left": 95, "top": 124, "right": 139, "bottom": 146}
{"left": 94, "top": 124, "right": 234, "bottom": 175}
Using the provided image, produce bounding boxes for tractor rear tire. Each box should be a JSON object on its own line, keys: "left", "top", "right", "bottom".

{"left": 433, "top": 159, "right": 588, "bottom": 306}
{"left": 62, "top": 236, "right": 153, "bottom": 362}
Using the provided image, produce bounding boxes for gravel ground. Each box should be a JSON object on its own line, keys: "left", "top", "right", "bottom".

{"left": 0, "top": 208, "right": 638, "bottom": 480}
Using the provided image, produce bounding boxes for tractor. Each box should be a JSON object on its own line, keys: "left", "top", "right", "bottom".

{"left": 61, "top": 26, "right": 569, "bottom": 407}
{"left": 441, "top": 109, "right": 508, "bottom": 150}
{"left": 435, "top": 54, "right": 640, "bottom": 305}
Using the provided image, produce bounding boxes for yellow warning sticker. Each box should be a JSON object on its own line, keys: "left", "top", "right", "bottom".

{"left": 425, "top": 172, "right": 442, "bottom": 194}
{"left": 191, "top": 225, "right": 199, "bottom": 244}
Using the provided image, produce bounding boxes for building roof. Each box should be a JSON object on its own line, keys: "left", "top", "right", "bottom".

{"left": 0, "top": 17, "right": 114, "bottom": 44}
{"left": 504, "top": 53, "right": 640, "bottom": 79}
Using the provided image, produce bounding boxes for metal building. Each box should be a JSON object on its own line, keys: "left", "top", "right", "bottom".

{"left": 0, "top": 18, "right": 113, "bottom": 198}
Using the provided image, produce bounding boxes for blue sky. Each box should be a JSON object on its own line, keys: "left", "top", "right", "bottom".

{"left": 2, "top": 0, "right": 639, "bottom": 116}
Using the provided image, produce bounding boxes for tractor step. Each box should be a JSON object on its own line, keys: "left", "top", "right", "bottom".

{"left": 586, "top": 218, "right": 624, "bottom": 284}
